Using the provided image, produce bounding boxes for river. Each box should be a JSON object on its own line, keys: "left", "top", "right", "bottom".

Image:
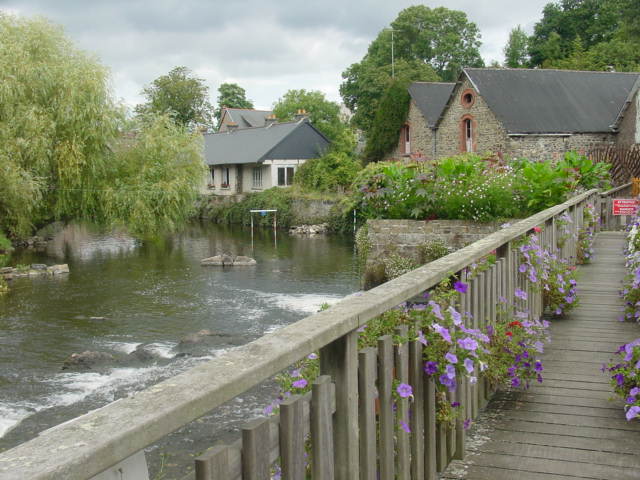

{"left": 0, "top": 222, "right": 359, "bottom": 478}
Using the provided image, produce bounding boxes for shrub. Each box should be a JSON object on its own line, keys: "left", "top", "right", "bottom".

{"left": 605, "top": 339, "right": 640, "bottom": 421}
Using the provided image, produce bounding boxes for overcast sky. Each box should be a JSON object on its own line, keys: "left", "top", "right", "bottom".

{"left": 1, "top": 1, "right": 550, "bottom": 110}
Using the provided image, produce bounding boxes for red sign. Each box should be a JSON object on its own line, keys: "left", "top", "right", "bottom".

{"left": 612, "top": 198, "right": 639, "bottom": 216}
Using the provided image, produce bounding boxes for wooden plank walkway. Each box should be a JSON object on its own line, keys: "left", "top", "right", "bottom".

{"left": 442, "top": 231, "right": 640, "bottom": 480}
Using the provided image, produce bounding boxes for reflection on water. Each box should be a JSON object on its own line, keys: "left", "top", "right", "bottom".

{"left": 0, "top": 222, "right": 358, "bottom": 450}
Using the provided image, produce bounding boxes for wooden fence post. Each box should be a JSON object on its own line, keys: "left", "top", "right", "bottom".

{"left": 358, "top": 348, "right": 377, "bottom": 480}
{"left": 311, "top": 376, "right": 335, "bottom": 480}
{"left": 280, "top": 395, "right": 305, "bottom": 480}
{"left": 320, "top": 331, "right": 359, "bottom": 480}
{"left": 377, "top": 335, "right": 395, "bottom": 480}
{"left": 242, "top": 418, "right": 271, "bottom": 480}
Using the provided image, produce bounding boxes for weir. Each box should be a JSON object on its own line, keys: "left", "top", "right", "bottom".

{"left": 0, "top": 184, "right": 636, "bottom": 480}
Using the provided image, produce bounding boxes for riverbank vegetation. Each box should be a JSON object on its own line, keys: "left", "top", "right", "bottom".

{"left": 0, "top": 15, "right": 205, "bottom": 245}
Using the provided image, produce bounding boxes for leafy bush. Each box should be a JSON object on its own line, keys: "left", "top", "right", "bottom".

{"left": 351, "top": 152, "right": 611, "bottom": 223}
{"left": 605, "top": 340, "right": 640, "bottom": 421}
{"left": 294, "top": 131, "right": 362, "bottom": 193}
{"left": 207, "top": 188, "right": 296, "bottom": 227}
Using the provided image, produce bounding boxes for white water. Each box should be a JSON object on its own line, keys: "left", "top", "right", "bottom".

{"left": 1, "top": 290, "right": 352, "bottom": 440}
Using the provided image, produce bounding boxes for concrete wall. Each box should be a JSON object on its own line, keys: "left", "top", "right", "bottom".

{"left": 366, "top": 218, "right": 505, "bottom": 265}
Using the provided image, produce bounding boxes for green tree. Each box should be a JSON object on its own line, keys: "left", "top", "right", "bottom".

{"left": 528, "top": 1, "right": 621, "bottom": 67}
{"left": 340, "top": 5, "right": 482, "bottom": 134}
{"left": 135, "top": 66, "right": 214, "bottom": 130}
{"left": 504, "top": 26, "right": 529, "bottom": 68}
{"left": 362, "top": 79, "right": 412, "bottom": 164}
{"left": 272, "top": 89, "right": 346, "bottom": 141}
{"left": 0, "top": 14, "right": 205, "bottom": 239}
{"left": 215, "top": 82, "right": 254, "bottom": 123}
{"left": 341, "top": 58, "right": 438, "bottom": 135}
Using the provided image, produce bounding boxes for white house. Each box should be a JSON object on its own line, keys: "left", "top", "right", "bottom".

{"left": 203, "top": 117, "right": 330, "bottom": 195}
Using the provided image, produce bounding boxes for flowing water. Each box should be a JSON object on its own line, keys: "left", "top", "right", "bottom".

{"left": 0, "top": 222, "right": 359, "bottom": 475}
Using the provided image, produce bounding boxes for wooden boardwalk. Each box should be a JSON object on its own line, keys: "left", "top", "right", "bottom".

{"left": 443, "top": 231, "right": 640, "bottom": 480}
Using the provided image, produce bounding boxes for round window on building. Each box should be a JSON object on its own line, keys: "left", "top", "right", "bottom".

{"left": 461, "top": 90, "right": 475, "bottom": 108}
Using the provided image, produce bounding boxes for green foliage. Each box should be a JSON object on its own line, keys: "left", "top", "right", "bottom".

{"left": 207, "top": 188, "right": 296, "bottom": 228}
{"left": 294, "top": 142, "right": 361, "bottom": 194}
{"left": 351, "top": 152, "right": 611, "bottom": 223}
{"left": 101, "top": 115, "right": 206, "bottom": 235}
{"left": 135, "top": 66, "right": 214, "bottom": 131}
{"left": 272, "top": 89, "right": 346, "bottom": 142}
{"left": 528, "top": 0, "right": 640, "bottom": 71}
{"left": 363, "top": 79, "right": 411, "bottom": 164}
{"left": 214, "top": 83, "right": 254, "bottom": 123}
{"left": 0, "top": 15, "right": 205, "bottom": 240}
{"left": 503, "top": 25, "right": 529, "bottom": 68}
{"left": 341, "top": 4, "right": 484, "bottom": 134}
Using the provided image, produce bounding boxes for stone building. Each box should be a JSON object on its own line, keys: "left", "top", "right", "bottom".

{"left": 391, "top": 68, "right": 640, "bottom": 161}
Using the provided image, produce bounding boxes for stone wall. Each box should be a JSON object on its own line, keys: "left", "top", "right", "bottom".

{"left": 507, "top": 133, "right": 615, "bottom": 161}
{"left": 366, "top": 218, "right": 504, "bottom": 264}
{"left": 617, "top": 90, "right": 639, "bottom": 147}
{"left": 436, "top": 77, "right": 508, "bottom": 158}
{"left": 389, "top": 100, "right": 434, "bottom": 160}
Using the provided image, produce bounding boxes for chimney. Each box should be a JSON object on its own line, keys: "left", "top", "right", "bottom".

{"left": 265, "top": 114, "right": 277, "bottom": 127}
{"left": 294, "top": 109, "right": 308, "bottom": 122}
{"left": 227, "top": 122, "right": 238, "bottom": 132}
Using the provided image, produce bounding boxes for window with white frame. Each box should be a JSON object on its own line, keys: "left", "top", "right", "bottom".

{"left": 277, "top": 166, "right": 295, "bottom": 186}
{"left": 252, "top": 167, "right": 263, "bottom": 188}
{"left": 222, "top": 167, "right": 230, "bottom": 188}
{"left": 208, "top": 165, "right": 215, "bottom": 186}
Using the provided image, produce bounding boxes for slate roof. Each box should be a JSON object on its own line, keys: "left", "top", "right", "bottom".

{"left": 204, "top": 120, "right": 330, "bottom": 166}
{"left": 221, "top": 108, "right": 273, "bottom": 129}
{"left": 408, "top": 82, "right": 456, "bottom": 128}
{"left": 463, "top": 68, "right": 640, "bottom": 134}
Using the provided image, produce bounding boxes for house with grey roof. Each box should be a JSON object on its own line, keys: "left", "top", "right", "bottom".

{"left": 218, "top": 107, "right": 274, "bottom": 132}
{"left": 203, "top": 117, "right": 330, "bottom": 195}
{"left": 391, "top": 68, "right": 640, "bottom": 161}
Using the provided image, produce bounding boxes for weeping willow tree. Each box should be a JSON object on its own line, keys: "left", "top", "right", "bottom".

{"left": 0, "top": 14, "right": 205, "bottom": 239}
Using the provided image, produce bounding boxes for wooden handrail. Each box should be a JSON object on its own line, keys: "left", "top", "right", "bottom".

{"left": 0, "top": 188, "right": 611, "bottom": 480}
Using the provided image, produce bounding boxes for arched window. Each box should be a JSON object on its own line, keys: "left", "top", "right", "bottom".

{"left": 401, "top": 124, "right": 411, "bottom": 154}
{"left": 460, "top": 115, "right": 475, "bottom": 152}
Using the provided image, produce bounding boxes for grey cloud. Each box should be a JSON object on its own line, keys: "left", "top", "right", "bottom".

{"left": 2, "top": 0, "right": 551, "bottom": 109}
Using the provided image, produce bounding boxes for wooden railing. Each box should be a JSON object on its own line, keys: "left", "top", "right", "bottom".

{"left": 599, "top": 182, "right": 632, "bottom": 231}
{"left": 0, "top": 187, "right": 622, "bottom": 480}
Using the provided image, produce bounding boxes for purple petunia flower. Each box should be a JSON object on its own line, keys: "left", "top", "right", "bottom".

{"left": 519, "top": 264, "right": 528, "bottom": 273}
{"left": 396, "top": 383, "right": 413, "bottom": 398}
{"left": 515, "top": 288, "right": 527, "bottom": 300}
{"left": 464, "top": 358, "right": 474, "bottom": 374}
{"left": 429, "top": 301, "right": 445, "bottom": 320}
{"left": 448, "top": 306, "right": 463, "bottom": 326}
{"left": 534, "top": 361, "right": 543, "bottom": 373}
{"left": 424, "top": 361, "right": 438, "bottom": 375}
{"left": 292, "top": 379, "right": 308, "bottom": 389}
{"left": 463, "top": 418, "right": 472, "bottom": 430}
{"left": 432, "top": 323, "right": 452, "bottom": 343}
{"left": 399, "top": 420, "right": 411, "bottom": 433}
{"left": 615, "top": 373, "right": 625, "bottom": 387}
{"left": 451, "top": 401, "right": 460, "bottom": 407}
{"left": 458, "top": 337, "right": 478, "bottom": 351}
{"left": 469, "top": 375, "right": 477, "bottom": 384}
{"left": 534, "top": 341, "right": 544, "bottom": 353}
{"left": 511, "top": 377, "right": 521, "bottom": 387}
{"left": 417, "top": 330, "right": 428, "bottom": 346}
{"left": 308, "top": 353, "right": 318, "bottom": 360}
{"left": 445, "top": 352, "right": 458, "bottom": 364}
{"left": 626, "top": 405, "right": 640, "bottom": 421}
{"left": 291, "top": 369, "right": 302, "bottom": 377}
{"left": 630, "top": 387, "right": 640, "bottom": 397}
{"left": 445, "top": 363, "right": 456, "bottom": 379}
{"left": 454, "top": 281, "right": 468, "bottom": 294}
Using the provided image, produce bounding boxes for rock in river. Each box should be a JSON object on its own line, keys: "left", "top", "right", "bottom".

{"left": 201, "top": 255, "right": 256, "bottom": 266}
{"left": 62, "top": 351, "right": 114, "bottom": 370}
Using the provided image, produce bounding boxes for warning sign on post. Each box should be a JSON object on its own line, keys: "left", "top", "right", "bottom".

{"left": 612, "top": 199, "right": 639, "bottom": 216}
